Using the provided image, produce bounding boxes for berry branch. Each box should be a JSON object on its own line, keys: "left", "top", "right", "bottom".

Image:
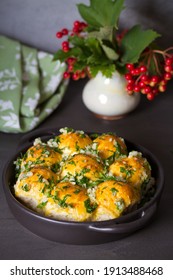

{"left": 53, "top": 0, "right": 173, "bottom": 101}
{"left": 55, "top": 20, "right": 89, "bottom": 80}
{"left": 125, "top": 48, "right": 173, "bottom": 100}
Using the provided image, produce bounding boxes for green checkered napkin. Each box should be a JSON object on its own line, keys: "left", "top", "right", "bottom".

{"left": 0, "top": 36, "right": 68, "bottom": 133}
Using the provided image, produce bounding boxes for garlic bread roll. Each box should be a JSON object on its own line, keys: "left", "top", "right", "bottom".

{"left": 109, "top": 151, "right": 151, "bottom": 194}
{"left": 60, "top": 154, "right": 104, "bottom": 187}
{"left": 45, "top": 182, "right": 96, "bottom": 221}
{"left": 14, "top": 166, "right": 58, "bottom": 213}
{"left": 94, "top": 180, "right": 140, "bottom": 221}
{"left": 21, "top": 143, "right": 62, "bottom": 173}
{"left": 55, "top": 128, "right": 92, "bottom": 157}
{"left": 93, "top": 133, "right": 127, "bottom": 162}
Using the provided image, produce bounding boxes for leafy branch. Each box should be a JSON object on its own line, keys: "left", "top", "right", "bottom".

{"left": 54, "top": 0, "right": 161, "bottom": 79}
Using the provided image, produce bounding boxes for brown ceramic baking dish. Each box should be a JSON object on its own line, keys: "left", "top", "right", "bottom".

{"left": 2, "top": 128, "right": 164, "bottom": 245}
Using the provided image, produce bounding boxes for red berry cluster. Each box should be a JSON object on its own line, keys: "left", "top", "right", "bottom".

{"left": 56, "top": 20, "right": 87, "bottom": 39}
{"left": 56, "top": 20, "right": 88, "bottom": 80}
{"left": 63, "top": 57, "right": 87, "bottom": 80}
{"left": 125, "top": 55, "right": 173, "bottom": 100}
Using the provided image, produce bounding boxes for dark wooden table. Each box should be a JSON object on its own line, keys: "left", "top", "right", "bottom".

{"left": 1, "top": 78, "right": 173, "bottom": 260}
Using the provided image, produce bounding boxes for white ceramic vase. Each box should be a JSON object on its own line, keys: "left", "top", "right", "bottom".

{"left": 82, "top": 71, "right": 140, "bottom": 120}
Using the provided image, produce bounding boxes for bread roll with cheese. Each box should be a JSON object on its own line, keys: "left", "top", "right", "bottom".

{"left": 93, "top": 133, "right": 127, "bottom": 162}
{"left": 94, "top": 180, "right": 140, "bottom": 221}
{"left": 55, "top": 127, "right": 92, "bottom": 157}
{"left": 60, "top": 154, "right": 104, "bottom": 187}
{"left": 109, "top": 151, "right": 151, "bottom": 195}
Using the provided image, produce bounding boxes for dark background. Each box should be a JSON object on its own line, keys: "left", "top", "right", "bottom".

{"left": 0, "top": 0, "right": 173, "bottom": 259}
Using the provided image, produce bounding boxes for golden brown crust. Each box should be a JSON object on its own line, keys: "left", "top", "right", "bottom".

{"left": 93, "top": 134, "right": 127, "bottom": 160}
{"left": 60, "top": 153, "right": 104, "bottom": 184}
{"left": 94, "top": 180, "right": 140, "bottom": 221}
{"left": 14, "top": 166, "right": 58, "bottom": 212}
{"left": 109, "top": 154, "right": 151, "bottom": 192}
{"left": 56, "top": 131, "right": 92, "bottom": 156}
{"left": 47, "top": 182, "right": 92, "bottom": 221}
{"left": 21, "top": 143, "right": 62, "bottom": 172}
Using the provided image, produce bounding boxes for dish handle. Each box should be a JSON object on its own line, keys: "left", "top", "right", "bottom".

{"left": 88, "top": 203, "right": 157, "bottom": 234}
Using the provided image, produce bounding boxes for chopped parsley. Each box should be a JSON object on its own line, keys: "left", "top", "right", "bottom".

{"left": 37, "top": 174, "right": 44, "bottom": 183}
{"left": 73, "top": 189, "right": 81, "bottom": 194}
{"left": 53, "top": 192, "right": 73, "bottom": 208}
{"left": 23, "top": 162, "right": 32, "bottom": 172}
{"left": 14, "top": 156, "right": 22, "bottom": 178}
{"left": 89, "top": 133, "right": 99, "bottom": 140}
{"left": 34, "top": 158, "right": 45, "bottom": 165}
{"left": 120, "top": 166, "right": 135, "bottom": 179}
{"left": 79, "top": 132, "right": 86, "bottom": 138}
{"left": 115, "top": 142, "right": 122, "bottom": 157}
{"left": 75, "top": 142, "right": 80, "bottom": 152}
{"left": 104, "top": 153, "right": 116, "bottom": 165}
{"left": 41, "top": 147, "right": 51, "bottom": 157}
{"left": 54, "top": 136, "right": 60, "bottom": 144}
{"left": 84, "top": 198, "right": 98, "bottom": 213}
{"left": 53, "top": 147, "right": 63, "bottom": 154}
{"left": 37, "top": 201, "right": 48, "bottom": 209}
{"left": 101, "top": 186, "right": 107, "bottom": 194}
{"left": 51, "top": 163, "right": 60, "bottom": 173}
{"left": 110, "top": 187, "right": 118, "bottom": 196}
{"left": 29, "top": 149, "right": 34, "bottom": 157}
{"left": 62, "top": 185, "right": 70, "bottom": 189}
{"left": 21, "top": 184, "right": 30, "bottom": 192}
{"left": 75, "top": 174, "right": 90, "bottom": 188}
{"left": 23, "top": 152, "right": 28, "bottom": 160}
{"left": 59, "top": 127, "right": 74, "bottom": 134}
{"left": 68, "top": 160, "right": 76, "bottom": 166}
{"left": 41, "top": 178, "right": 56, "bottom": 195}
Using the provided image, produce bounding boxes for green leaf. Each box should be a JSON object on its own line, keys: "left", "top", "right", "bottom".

{"left": 88, "top": 26, "right": 119, "bottom": 60}
{"left": 69, "top": 35, "right": 93, "bottom": 59}
{"left": 69, "top": 35, "right": 85, "bottom": 47}
{"left": 101, "top": 43, "right": 119, "bottom": 60}
{"left": 86, "top": 36, "right": 118, "bottom": 61}
{"left": 77, "top": 0, "right": 125, "bottom": 28}
{"left": 73, "top": 61, "right": 87, "bottom": 71}
{"left": 88, "top": 26, "right": 114, "bottom": 41}
{"left": 120, "top": 25, "right": 160, "bottom": 64}
{"left": 87, "top": 54, "right": 104, "bottom": 65}
{"left": 85, "top": 37, "right": 103, "bottom": 56}
{"left": 89, "top": 63, "right": 115, "bottom": 78}
{"left": 53, "top": 48, "right": 82, "bottom": 61}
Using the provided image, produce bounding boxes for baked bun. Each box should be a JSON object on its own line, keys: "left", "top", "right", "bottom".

{"left": 94, "top": 180, "right": 140, "bottom": 221}
{"left": 14, "top": 166, "right": 58, "bottom": 212}
{"left": 21, "top": 142, "right": 62, "bottom": 173}
{"left": 109, "top": 151, "right": 151, "bottom": 195}
{"left": 55, "top": 127, "right": 92, "bottom": 157}
{"left": 60, "top": 154, "right": 104, "bottom": 187}
{"left": 93, "top": 133, "right": 127, "bottom": 162}
{"left": 45, "top": 182, "right": 95, "bottom": 221}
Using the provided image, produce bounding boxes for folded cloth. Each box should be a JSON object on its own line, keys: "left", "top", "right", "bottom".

{"left": 0, "top": 36, "right": 68, "bottom": 133}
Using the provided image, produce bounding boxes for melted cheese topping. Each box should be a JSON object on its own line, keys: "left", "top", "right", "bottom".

{"left": 93, "top": 134, "right": 127, "bottom": 161}
{"left": 56, "top": 131, "right": 92, "bottom": 157}
{"left": 45, "top": 182, "right": 92, "bottom": 221}
{"left": 94, "top": 180, "right": 139, "bottom": 221}
{"left": 60, "top": 154, "right": 104, "bottom": 186}
{"left": 21, "top": 143, "right": 62, "bottom": 172}
{"left": 109, "top": 153, "right": 151, "bottom": 194}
